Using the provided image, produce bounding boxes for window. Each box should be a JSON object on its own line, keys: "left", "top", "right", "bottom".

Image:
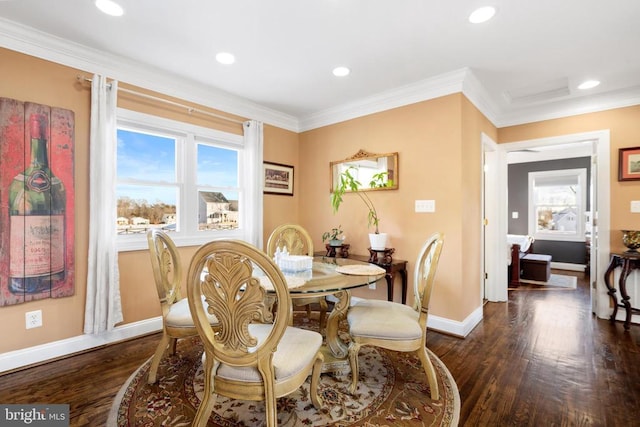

{"left": 116, "top": 109, "right": 251, "bottom": 251}
{"left": 528, "top": 168, "right": 587, "bottom": 242}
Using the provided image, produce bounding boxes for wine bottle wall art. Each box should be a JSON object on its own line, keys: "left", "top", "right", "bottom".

{"left": 0, "top": 98, "right": 75, "bottom": 306}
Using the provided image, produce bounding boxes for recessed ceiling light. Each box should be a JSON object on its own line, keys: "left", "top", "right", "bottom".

{"left": 215, "top": 52, "right": 236, "bottom": 65}
{"left": 95, "top": 0, "right": 124, "bottom": 17}
{"left": 469, "top": 6, "right": 496, "bottom": 24}
{"left": 578, "top": 80, "right": 600, "bottom": 90}
{"left": 333, "top": 66, "right": 350, "bottom": 77}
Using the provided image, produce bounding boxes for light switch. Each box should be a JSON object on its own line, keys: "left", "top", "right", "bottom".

{"left": 632, "top": 201, "right": 640, "bottom": 213}
{"left": 512, "top": 211, "right": 519, "bottom": 219}
{"left": 415, "top": 200, "right": 435, "bottom": 213}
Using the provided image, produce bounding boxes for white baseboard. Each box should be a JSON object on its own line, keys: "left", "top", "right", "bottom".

{"left": 428, "top": 305, "right": 483, "bottom": 338}
{"left": 0, "top": 317, "right": 162, "bottom": 374}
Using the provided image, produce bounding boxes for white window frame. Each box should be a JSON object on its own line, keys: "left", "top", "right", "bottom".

{"left": 528, "top": 168, "right": 587, "bottom": 242}
{"left": 116, "top": 109, "right": 251, "bottom": 251}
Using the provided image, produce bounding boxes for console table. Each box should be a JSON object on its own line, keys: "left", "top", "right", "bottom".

{"left": 316, "top": 252, "right": 408, "bottom": 304}
{"left": 604, "top": 251, "right": 640, "bottom": 330}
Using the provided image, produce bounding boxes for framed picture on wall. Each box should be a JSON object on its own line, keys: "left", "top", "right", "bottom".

{"left": 618, "top": 146, "right": 640, "bottom": 181}
{"left": 263, "top": 162, "right": 294, "bottom": 196}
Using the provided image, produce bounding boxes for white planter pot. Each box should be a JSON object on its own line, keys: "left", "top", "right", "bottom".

{"left": 369, "top": 233, "right": 388, "bottom": 251}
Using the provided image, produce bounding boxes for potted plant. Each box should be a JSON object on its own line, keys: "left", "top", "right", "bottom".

{"left": 330, "top": 166, "right": 392, "bottom": 250}
{"left": 322, "top": 225, "right": 345, "bottom": 247}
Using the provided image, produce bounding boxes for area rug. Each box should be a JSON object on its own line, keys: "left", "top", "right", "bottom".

{"left": 515, "top": 273, "right": 578, "bottom": 289}
{"left": 108, "top": 318, "right": 460, "bottom": 426}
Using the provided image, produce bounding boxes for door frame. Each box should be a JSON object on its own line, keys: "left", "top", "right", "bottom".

{"left": 484, "top": 130, "right": 610, "bottom": 317}
{"left": 482, "top": 133, "right": 504, "bottom": 301}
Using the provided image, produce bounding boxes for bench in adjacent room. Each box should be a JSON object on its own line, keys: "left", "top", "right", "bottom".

{"left": 521, "top": 253, "right": 552, "bottom": 282}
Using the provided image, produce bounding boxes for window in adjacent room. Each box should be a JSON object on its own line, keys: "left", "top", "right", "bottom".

{"left": 528, "top": 168, "right": 587, "bottom": 242}
{"left": 116, "top": 109, "right": 246, "bottom": 251}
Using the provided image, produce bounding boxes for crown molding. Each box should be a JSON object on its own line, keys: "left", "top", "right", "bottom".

{"left": 299, "top": 67, "right": 640, "bottom": 131}
{"left": 0, "top": 17, "right": 299, "bottom": 132}
{"left": 494, "top": 85, "right": 640, "bottom": 128}
{"left": 298, "top": 68, "right": 472, "bottom": 132}
{"left": 461, "top": 70, "right": 501, "bottom": 126}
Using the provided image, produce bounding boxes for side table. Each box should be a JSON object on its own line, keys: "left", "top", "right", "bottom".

{"left": 603, "top": 251, "right": 640, "bottom": 330}
{"left": 324, "top": 243, "right": 350, "bottom": 258}
{"left": 316, "top": 251, "right": 408, "bottom": 304}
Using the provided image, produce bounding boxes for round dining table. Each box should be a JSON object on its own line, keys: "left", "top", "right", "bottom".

{"left": 279, "top": 256, "right": 386, "bottom": 371}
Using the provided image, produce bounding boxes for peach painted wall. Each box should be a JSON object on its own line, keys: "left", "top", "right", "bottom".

{"left": 298, "top": 94, "right": 494, "bottom": 322}
{"left": 263, "top": 125, "right": 301, "bottom": 248}
{"left": 498, "top": 105, "right": 640, "bottom": 254}
{"left": 0, "top": 48, "right": 294, "bottom": 354}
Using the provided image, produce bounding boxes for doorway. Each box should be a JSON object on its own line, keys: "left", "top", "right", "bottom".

{"left": 483, "top": 130, "right": 610, "bottom": 318}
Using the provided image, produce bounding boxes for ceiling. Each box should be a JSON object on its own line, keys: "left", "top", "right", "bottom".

{"left": 1, "top": 0, "right": 639, "bottom": 131}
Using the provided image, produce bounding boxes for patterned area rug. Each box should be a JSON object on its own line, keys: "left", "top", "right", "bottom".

{"left": 109, "top": 316, "right": 460, "bottom": 426}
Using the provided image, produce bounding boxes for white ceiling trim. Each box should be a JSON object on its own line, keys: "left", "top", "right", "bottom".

{"left": 461, "top": 70, "right": 501, "bottom": 126}
{"left": 298, "top": 68, "right": 472, "bottom": 132}
{"left": 495, "top": 86, "right": 640, "bottom": 128}
{"left": 0, "top": 17, "right": 299, "bottom": 132}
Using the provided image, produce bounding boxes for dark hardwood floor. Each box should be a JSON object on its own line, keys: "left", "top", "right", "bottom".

{"left": 1, "top": 270, "right": 639, "bottom": 426}
{"left": 430, "top": 270, "right": 640, "bottom": 426}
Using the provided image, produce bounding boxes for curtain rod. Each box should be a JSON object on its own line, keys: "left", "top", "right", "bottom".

{"left": 76, "top": 75, "right": 245, "bottom": 125}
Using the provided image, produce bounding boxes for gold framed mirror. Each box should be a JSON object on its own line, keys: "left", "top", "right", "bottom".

{"left": 330, "top": 149, "right": 398, "bottom": 192}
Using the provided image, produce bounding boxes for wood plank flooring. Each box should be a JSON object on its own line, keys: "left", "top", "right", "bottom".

{"left": 429, "top": 270, "right": 640, "bottom": 426}
{"left": 1, "top": 270, "right": 639, "bottom": 426}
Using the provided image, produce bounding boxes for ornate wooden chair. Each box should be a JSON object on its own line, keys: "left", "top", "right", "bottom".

{"left": 347, "top": 232, "right": 444, "bottom": 399}
{"left": 266, "top": 224, "right": 328, "bottom": 330}
{"left": 146, "top": 229, "right": 218, "bottom": 384}
{"left": 186, "top": 239, "right": 324, "bottom": 427}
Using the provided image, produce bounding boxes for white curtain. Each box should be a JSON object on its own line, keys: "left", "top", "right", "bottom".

{"left": 243, "top": 120, "right": 264, "bottom": 249}
{"left": 84, "top": 74, "right": 123, "bottom": 334}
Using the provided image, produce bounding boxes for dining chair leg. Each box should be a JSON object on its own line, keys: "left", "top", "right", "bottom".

{"left": 347, "top": 342, "right": 361, "bottom": 394}
{"left": 417, "top": 347, "right": 439, "bottom": 400}
{"left": 193, "top": 356, "right": 218, "bottom": 427}
{"left": 169, "top": 337, "right": 178, "bottom": 355}
{"left": 147, "top": 333, "right": 171, "bottom": 384}
{"left": 258, "top": 361, "right": 278, "bottom": 427}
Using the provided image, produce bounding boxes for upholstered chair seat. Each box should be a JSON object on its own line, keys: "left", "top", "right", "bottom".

{"left": 347, "top": 232, "right": 444, "bottom": 400}
{"left": 209, "top": 324, "right": 323, "bottom": 383}
{"left": 348, "top": 299, "right": 422, "bottom": 340}
{"left": 165, "top": 296, "right": 217, "bottom": 328}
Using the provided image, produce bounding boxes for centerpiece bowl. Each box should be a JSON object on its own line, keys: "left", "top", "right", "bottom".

{"left": 622, "top": 230, "right": 640, "bottom": 253}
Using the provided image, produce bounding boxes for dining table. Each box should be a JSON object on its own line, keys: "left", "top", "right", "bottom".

{"left": 272, "top": 255, "right": 386, "bottom": 371}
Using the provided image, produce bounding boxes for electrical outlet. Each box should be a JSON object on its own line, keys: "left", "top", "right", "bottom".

{"left": 25, "top": 310, "right": 42, "bottom": 329}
